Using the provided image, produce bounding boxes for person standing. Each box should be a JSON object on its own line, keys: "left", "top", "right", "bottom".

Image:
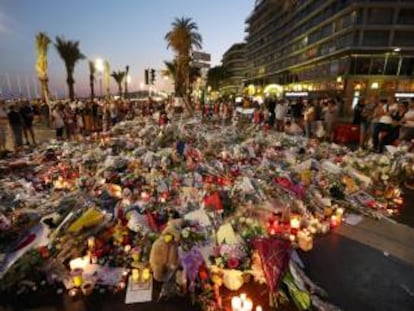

{"left": 40, "top": 100, "right": 50, "bottom": 127}
{"left": 372, "top": 99, "right": 397, "bottom": 152}
{"left": 266, "top": 98, "right": 276, "bottom": 127}
{"left": 275, "top": 100, "right": 288, "bottom": 131}
{"left": 291, "top": 99, "right": 304, "bottom": 125}
{"left": 20, "top": 100, "right": 36, "bottom": 145}
{"left": 0, "top": 101, "right": 8, "bottom": 152}
{"left": 52, "top": 105, "right": 65, "bottom": 140}
{"left": 109, "top": 100, "right": 118, "bottom": 126}
{"left": 378, "top": 102, "right": 407, "bottom": 152}
{"left": 359, "top": 97, "right": 376, "bottom": 148}
{"left": 7, "top": 104, "right": 24, "bottom": 151}
{"left": 323, "top": 99, "right": 338, "bottom": 142}
{"left": 303, "top": 101, "right": 315, "bottom": 138}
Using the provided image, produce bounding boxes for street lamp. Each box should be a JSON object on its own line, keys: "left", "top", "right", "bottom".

{"left": 95, "top": 58, "right": 104, "bottom": 97}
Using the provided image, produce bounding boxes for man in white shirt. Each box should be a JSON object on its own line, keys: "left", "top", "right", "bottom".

{"left": 275, "top": 100, "right": 288, "bottom": 131}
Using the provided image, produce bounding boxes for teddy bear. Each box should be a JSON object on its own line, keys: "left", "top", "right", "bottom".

{"left": 149, "top": 218, "right": 184, "bottom": 282}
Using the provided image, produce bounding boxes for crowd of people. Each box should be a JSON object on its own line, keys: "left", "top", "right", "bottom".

{"left": 353, "top": 96, "right": 414, "bottom": 153}
{"left": 1, "top": 95, "right": 414, "bottom": 154}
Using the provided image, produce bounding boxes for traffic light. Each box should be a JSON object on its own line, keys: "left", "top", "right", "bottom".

{"left": 145, "top": 69, "right": 149, "bottom": 85}
{"left": 150, "top": 69, "right": 156, "bottom": 85}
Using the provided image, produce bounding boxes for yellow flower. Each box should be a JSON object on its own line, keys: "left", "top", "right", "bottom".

{"left": 164, "top": 234, "right": 173, "bottom": 244}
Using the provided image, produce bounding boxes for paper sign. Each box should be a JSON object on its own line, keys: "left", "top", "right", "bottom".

{"left": 125, "top": 276, "right": 153, "bottom": 304}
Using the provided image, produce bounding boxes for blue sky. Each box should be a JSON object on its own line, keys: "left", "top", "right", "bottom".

{"left": 0, "top": 0, "right": 252, "bottom": 98}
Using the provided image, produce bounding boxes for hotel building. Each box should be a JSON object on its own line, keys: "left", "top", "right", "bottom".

{"left": 245, "top": 0, "right": 414, "bottom": 115}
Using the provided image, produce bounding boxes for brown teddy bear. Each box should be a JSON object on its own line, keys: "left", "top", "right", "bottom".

{"left": 149, "top": 219, "right": 183, "bottom": 282}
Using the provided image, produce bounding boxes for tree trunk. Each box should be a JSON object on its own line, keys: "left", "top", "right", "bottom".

{"left": 118, "top": 83, "right": 122, "bottom": 97}
{"left": 40, "top": 77, "right": 49, "bottom": 103}
{"left": 67, "top": 77, "right": 75, "bottom": 101}
{"left": 90, "top": 75, "right": 95, "bottom": 100}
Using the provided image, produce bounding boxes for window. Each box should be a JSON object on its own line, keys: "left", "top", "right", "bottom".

{"left": 398, "top": 9, "right": 414, "bottom": 25}
{"left": 370, "top": 58, "right": 385, "bottom": 75}
{"left": 400, "top": 58, "right": 414, "bottom": 76}
{"left": 362, "top": 31, "right": 389, "bottom": 46}
{"left": 385, "top": 57, "right": 399, "bottom": 75}
{"left": 394, "top": 31, "right": 414, "bottom": 46}
{"left": 367, "top": 8, "right": 394, "bottom": 25}
{"left": 352, "top": 57, "right": 370, "bottom": 75}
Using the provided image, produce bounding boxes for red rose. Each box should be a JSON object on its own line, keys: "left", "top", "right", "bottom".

{"left": 227, "top": 257, "right": 240, "bottom": 269}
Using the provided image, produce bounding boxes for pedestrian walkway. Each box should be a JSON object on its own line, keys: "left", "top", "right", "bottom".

{"left": 337, "top": 217, "right": 414, "bottom": 266}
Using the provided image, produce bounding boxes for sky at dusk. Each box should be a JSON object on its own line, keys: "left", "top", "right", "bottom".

{"left": 0, "top": 0, "right": 253, "bottom": 98}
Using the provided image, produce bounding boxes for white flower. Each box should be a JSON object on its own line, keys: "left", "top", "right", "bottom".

{"left": 379, "top": 155, "right": 390, "bottom": 166}
{"left": 181, "top": 228, "right": 190, "bottom": 239}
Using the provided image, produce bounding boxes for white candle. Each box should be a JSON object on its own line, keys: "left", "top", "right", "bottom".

{"left": 256, "top": 306, "right": 263, "bottom": 311}
{"left": 231, "top": 296, "right": 242, "bottom": 311}
{"left": 244, "top": 298, "right": 253, "bottom": 311}
{"left": 240, "top": 293, "right": 247, "bottom": 302}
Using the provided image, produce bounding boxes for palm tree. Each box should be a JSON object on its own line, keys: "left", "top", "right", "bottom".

{"left": 164, "top": 60, "right": 176, "bottom": 81}
{"left": 111, "top": 70, "right": 126, "bottom": 97}
{"left": 35, "top": 32, "right": 51, "bottom": 102}
{"left": 54, "top": 36, "right": 85, "bottom": 100}
{"left": 165, "top": 17, "right": 202, "bottom": 110}
{"left": 89, "top": 60, "right": 96, "bottom": 100}
{"left": 164, "top": 60, "right": 200, "bottom": 94}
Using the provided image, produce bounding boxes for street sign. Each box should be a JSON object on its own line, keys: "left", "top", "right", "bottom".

{"left": 192, "top": 51, "right": 211, "bottom": 62}
{"left": 192, "top": 61, "right": 211, "bottom": 69}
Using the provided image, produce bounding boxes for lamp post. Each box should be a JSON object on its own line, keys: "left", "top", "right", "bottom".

{"left": 95, "top": 58, "right": 104, "bottom": 98}
{"left": 125, "top": 74, "right": 131, "bottom": 99}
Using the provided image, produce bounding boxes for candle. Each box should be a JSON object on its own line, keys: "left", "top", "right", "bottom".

{"left": 141, "top": 268, "right": 151, "bottom": 282}
{"left": 69, "top": 257, "right": 89, "bottom": 270}
{"left": 240, "top": 293, "right": 247, "bottom": 303}
{"left": 68, "top": 288, "right": 80, "bottom": 297}
{"left": 256, "top": 306, "right": 263, "bottom": 311}
{"left": 132, "top": 269, "right": 140, "bottom": 283}
{"left": 244, "top": 298, "right": 253, "bottom": 311}
{"left": 71, "top": 268, "right": 83, "bottom": 287}
{"left": 124, "top": 245, "right": 131, "bottom": 253}
{"left": 231, "top": 296, "right": 242, "bottom": 311}
{"left": 87, "top": 236, "right": 95, "bottom": 250}
{"left": 336, "top": 207, "right": 345, "bottom": 217}
{"left": 330, "top": 215, "right": 341, "bottom": 227}
{"left": 118, "top": 281, "right": 126, "bottom": 290}
{"left": 131, "top": 247, "right": 141, "bottom": 262}
{"left": 81, "top": 282, "right": 94, "bottom": 296}
{"left": 290, "top": 216, "right": 301, "bottom": 229}
{"left": 297, "top": 230, "right": 313, "bottom": 252}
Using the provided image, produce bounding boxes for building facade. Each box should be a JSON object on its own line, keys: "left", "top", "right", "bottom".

{"left": 220, "top": 43, "right": 246, "bottom": 96}
{"left": 245, "top": 0, "right": 414, "bottom": 114}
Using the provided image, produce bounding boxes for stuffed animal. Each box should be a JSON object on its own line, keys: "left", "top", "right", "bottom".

{"left": 149, "top": 219, "right": 183, "bottom": 282}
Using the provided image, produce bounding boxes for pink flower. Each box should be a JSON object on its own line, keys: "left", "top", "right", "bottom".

{"left": 227, "top": 257, "right": 240, "bottom": 269}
